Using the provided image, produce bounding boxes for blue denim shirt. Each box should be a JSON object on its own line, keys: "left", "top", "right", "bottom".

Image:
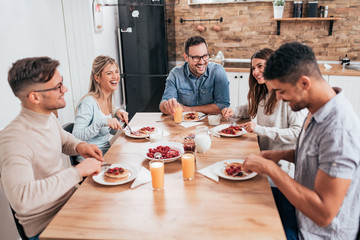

{"left": 160, "top": 62, "right": 230, "bottom": 110}
{"left": 295, "top": 91, "right": 360, "bottom": 240}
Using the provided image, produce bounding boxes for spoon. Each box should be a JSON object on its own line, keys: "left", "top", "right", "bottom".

{"left": 154, "top": 152, "right": 162, "bottom": 159}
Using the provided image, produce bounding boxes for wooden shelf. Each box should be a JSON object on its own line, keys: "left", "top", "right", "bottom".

{"left": 271, "top": 17, "right": 341, "bottom": 36}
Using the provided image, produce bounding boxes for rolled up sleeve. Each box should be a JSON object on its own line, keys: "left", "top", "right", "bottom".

{"left": 213, "top": 66, "right": 230, "bottom": 110}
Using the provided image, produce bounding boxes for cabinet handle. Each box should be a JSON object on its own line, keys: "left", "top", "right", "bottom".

{"left": 240, "top": 75, "right": 243, "bottom": 78}
{"left": 235, "top": 76, "right": 238, "bottom": 79}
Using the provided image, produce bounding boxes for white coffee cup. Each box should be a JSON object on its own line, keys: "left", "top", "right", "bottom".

{"left": 208, "top": 114, "right": 222, "bottom": 126}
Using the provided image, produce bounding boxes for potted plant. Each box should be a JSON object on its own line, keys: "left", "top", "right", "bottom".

{"left": 273, "top": 0, "right": 285, "bottom": 18}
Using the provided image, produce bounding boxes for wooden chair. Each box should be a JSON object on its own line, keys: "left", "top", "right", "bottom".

{"left": 62, "top": 122, "right": 79, "bottom": 166}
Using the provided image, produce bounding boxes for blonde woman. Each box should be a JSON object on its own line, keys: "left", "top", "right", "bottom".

{"left": 73, "top": 56, "right": 128, "bottom": 162}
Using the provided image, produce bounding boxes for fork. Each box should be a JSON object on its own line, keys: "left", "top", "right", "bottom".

{"left": 156, "top": 116, "right": 173, "bottom": 122}
{"left": 227, "top": 117, "right": 237, "bottom": 126}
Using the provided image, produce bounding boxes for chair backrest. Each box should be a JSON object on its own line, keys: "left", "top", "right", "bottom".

{"left": 10, "top": 207, "right": 29, "bottom": 240}
{"left": 356, "top": 219, "right": 360, "bottom": 240}
{"left": 62, "top": 122, "right": 78, "bottom": 166}
{"left": 62, "top": 122, "right": 74, "bottom": 133}
{"left": 0, "top": 185, "right": 25, "bottom": 239}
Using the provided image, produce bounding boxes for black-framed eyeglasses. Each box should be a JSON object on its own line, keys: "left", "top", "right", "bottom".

{"left": 33, "top": 81, "right": 64, "bottom": 93}
{"left": 187, "top": 53, "right": 210, "bottom": 62}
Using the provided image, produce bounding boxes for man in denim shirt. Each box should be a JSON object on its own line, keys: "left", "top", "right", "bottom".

{"left": 160, "top": 36, "right": 230, "bottom": 115}
{"left": 242, "top": 42, "right": 360, "bottom": 240}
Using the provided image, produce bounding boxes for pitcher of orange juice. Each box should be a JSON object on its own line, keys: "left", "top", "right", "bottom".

{"left": 174, "top": 105, "right": 183, "bottom": 124}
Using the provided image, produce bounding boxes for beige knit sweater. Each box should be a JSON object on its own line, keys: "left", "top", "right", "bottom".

{"left": 0, "top": 106, "right": 83, "bottom": 237}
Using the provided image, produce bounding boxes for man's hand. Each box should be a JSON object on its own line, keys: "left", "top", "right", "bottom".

{"left": 242, "top": 153, "right": 276, "bottom": 175}
{"left": 107, "top": 118, "right": 122, "bottom": 130}
{"left": 221, "top": 108, "right": 234, "bottom": 119}
{"left": 116, "top": 110, "right": 129, "bottom": 124}
{"left": 161, "top": 98, "right": 181, "bottom": 115}
{"left": 75, "top": 158, "right": 102, "bottom": 177}
{"left": 239, "top": 121, "right": 256, "bottom": 133}
{"left": 181, "top": 104, "right": 192, "bottom": 112}
{"left": 76, "top": 142, "right": 104, "bottom": 161}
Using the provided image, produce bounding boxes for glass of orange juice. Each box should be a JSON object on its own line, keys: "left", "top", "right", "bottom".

{"left": 181, "top": 153, "right": 195, "bottom": 180}
{"left": 150, "top": 160, "right": 164, "bottom": 190}
{"left": 174, "top": 105, "right": 183, "bottom": 124}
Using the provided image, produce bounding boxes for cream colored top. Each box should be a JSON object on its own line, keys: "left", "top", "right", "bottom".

{"left": 235, "top": 95, "right": 306, "bottom": 151}
{"left": 0, "top": 106, "right": 83, "bottom": 237}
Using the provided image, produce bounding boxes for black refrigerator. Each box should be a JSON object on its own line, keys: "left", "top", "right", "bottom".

{"left": 117, "top": 0, "right": 172, "bottom": 119}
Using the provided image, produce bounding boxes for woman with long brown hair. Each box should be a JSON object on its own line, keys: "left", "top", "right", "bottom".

{"left": 73, "top": 55, "right": 128, "bottom": 162}
{"left": 222, "top": 48, "right": 305, "bottom": 151}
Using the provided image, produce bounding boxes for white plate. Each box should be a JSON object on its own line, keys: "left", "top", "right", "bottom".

{"left": 213, "top": 159, "right": 257, "bottom": 181}
{"left": 182, "top": 112, "right": 206, "bottom": 122}
{"left": 143, "top": 141, "right": 184, "bottom": 163}
{"left": 92, "top": 164, "right": 138, "bottom": 186}
{"left": 124, "top": 125, "right": 157, "bottom": 139}
{"left": 213, "top": 124, "right": 247, "bottom": 137}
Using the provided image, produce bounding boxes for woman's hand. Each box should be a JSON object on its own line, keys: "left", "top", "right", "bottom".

{"left": 221, "top": 108, "right": 234, "bottom": 119}
{"left": 116, "top": 110, "right": 129, "bottom": 124}
{"left": 108, "top": 118, "right": 122, "bottom": 130}
{"left": 239, "top": 121, "right": 256, "bottom": 133}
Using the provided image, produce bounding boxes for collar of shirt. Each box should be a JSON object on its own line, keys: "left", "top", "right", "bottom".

{"left": 184, "top": 62, "right": 209, "bottom": 79}
{"left": 312, "top": 89, "right": 343, "bottom": 124}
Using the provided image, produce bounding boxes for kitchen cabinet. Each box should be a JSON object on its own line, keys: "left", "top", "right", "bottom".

{"left": 226, "top": 72, "right": 250, "bottom": 108}
{"left": 328, "top": 75, "right": 360, "bottom": 117}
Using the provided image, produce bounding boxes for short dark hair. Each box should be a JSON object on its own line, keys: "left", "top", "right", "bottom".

{"left": 264, "top": 42, "right": 321, "bottom": 85}
{"left": 8, "top": 57, "right": 59, "bottom": 98}
{"left": 184, "top": 36, "right": 208, "bottom": 54}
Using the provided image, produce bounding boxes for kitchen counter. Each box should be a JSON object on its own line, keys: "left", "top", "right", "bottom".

{"left": 319, "top": 64, "right": 360, "bottom": 76}
{"left": 225, "top": 63, "right": 360, "bottom": 76}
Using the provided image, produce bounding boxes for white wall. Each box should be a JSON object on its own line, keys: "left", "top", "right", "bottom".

{"left": 0, "top": 0, "right": 121, "bottom": 129}
{"left": 0, "top": 0, "right": 70, "bottom": 129}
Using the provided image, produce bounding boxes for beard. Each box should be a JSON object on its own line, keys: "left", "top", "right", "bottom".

{"left": 286, "top": 100, "right": 307, "bottom": 112}
{"left": 189, "top": 63, "right": 207, "bottom": 77}
{"left": 44, "top": 99, "right": 66, "bottom": 111}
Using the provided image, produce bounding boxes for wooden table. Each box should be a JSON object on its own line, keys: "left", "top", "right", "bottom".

{"left": 40, "top": 113, "right": 286, "bottom": 240}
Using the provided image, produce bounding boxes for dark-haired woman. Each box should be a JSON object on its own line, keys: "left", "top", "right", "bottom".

{"left": 222, "top": 48, "right": 305, "bottom": 151}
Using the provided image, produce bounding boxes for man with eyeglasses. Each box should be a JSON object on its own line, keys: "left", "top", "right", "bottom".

{"left": 160, "top": 35, "right": 230, "bottom": 115}
{"left": 0, "top": 57, "right": 104, "bottom": 240}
